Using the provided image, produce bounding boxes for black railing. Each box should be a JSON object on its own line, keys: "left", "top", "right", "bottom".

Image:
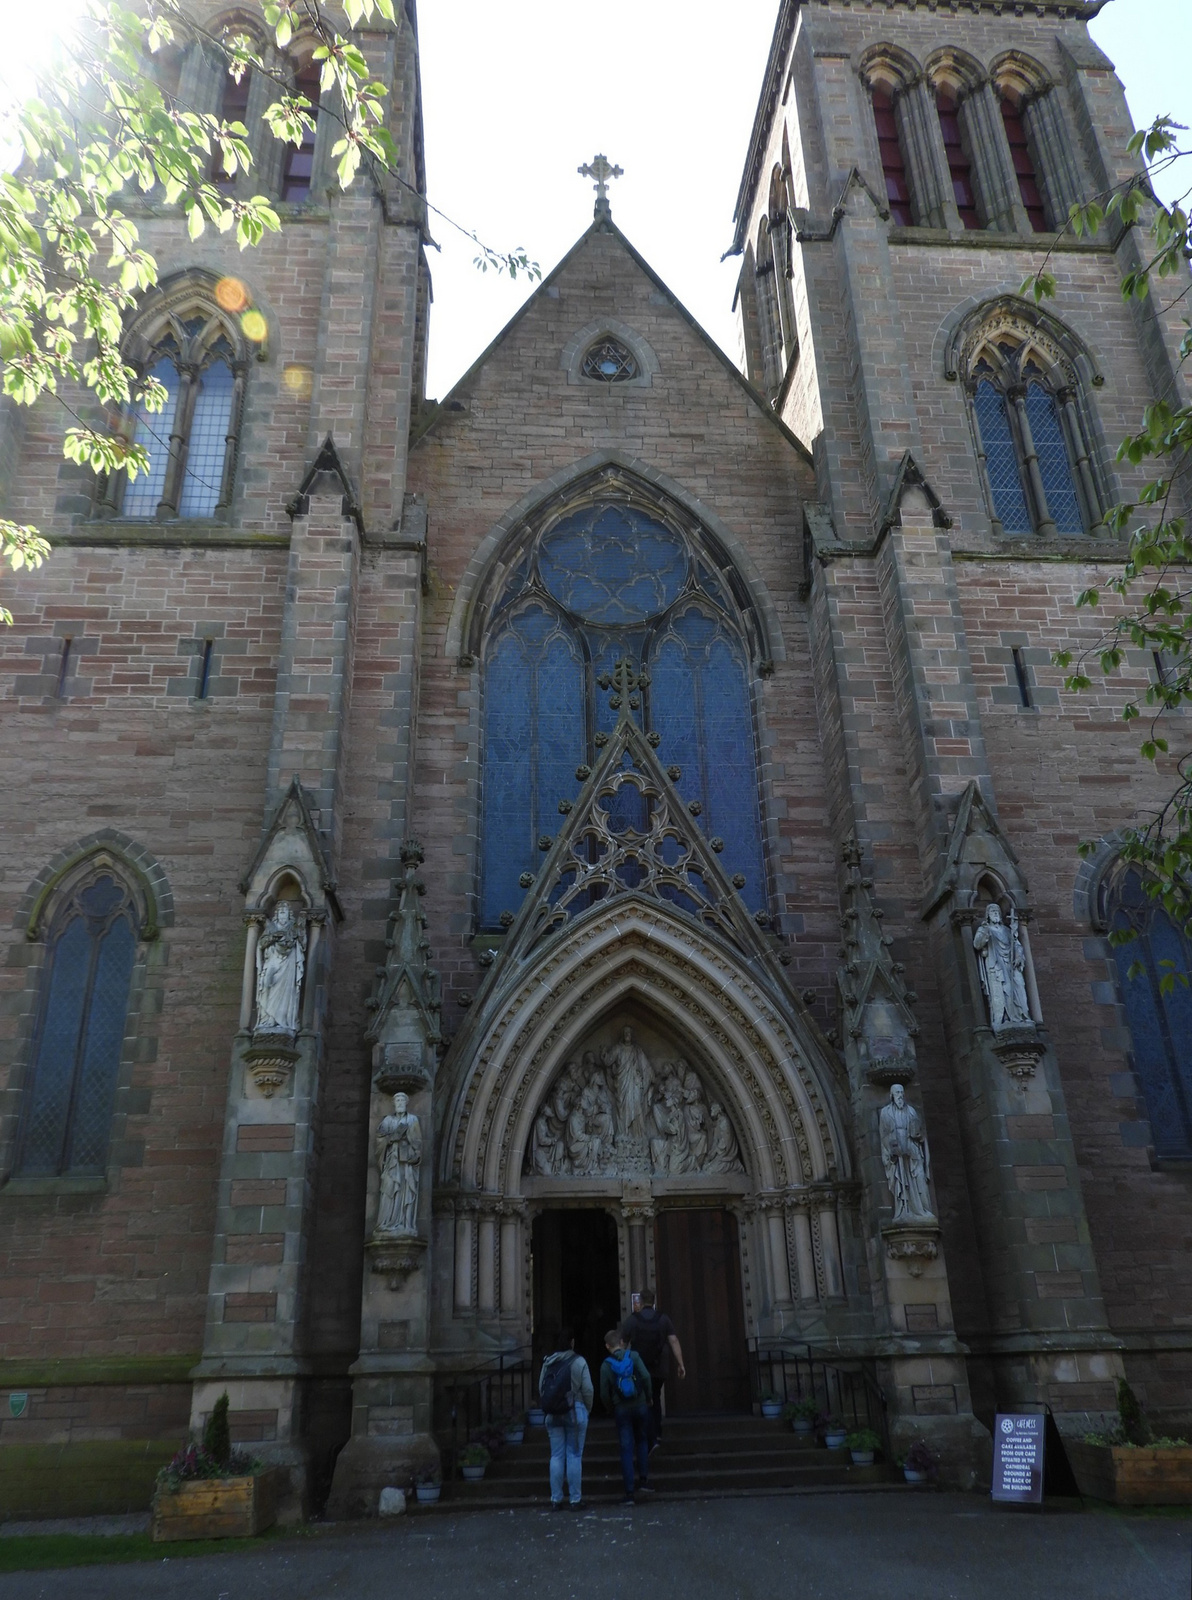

{"left": 432, "top": 1349, "right": 534, "bottom": 1480}
{"left": 748, "top": 1341, "right": 890, "bottom": 1458}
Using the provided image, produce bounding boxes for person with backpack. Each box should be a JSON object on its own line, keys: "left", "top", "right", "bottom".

{"left": 599, "top": 1328, "right": 653, "bottom": 1504}
{"left": 620, "top": 1288, "right": 685, "bottom": 1451}
{"left": 538, "top": 1328, "right": 594, "bottom": 1510}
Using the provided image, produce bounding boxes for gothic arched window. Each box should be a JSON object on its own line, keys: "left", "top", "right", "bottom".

{"left": 479, "top": 499, "right": 768, "bottom": 928}
{"left": 15, "top": 870, "right": 140, "bottom": 1177}
{"left": 870, "top": 83, "right": 914, "bottom": 226}
{"left": 107, "top": 278, "right": 249, "bottom": 521}
{"left": 954, "top": 305, "right": 1104, "bottom": 538}
{"left": 1102, "top": 869, "right": 1192, "bottom": 1161}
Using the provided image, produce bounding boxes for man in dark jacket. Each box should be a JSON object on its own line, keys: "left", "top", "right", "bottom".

{"left": 621, "top": 1289, "right": 685, "bottom": 1451}
{"left": 600, "top": 1329, "right": 653, "bottom": 1505}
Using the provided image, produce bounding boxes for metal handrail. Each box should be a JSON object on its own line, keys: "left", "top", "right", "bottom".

{"left": 747, "top": 1340, "right": 890, "bottom": 1460}
{"left": 433, "top": 1348, "right": 534, "bottom": 1479}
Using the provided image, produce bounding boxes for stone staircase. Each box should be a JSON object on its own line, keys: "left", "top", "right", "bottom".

{"left": 435, "top": 1415, "right": 896, "bottom": 1508}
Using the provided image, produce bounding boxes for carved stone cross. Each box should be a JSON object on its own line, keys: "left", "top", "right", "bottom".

{"left": 597, "top": 657, "right": 648, "bottom": 720}
{"left": 578, "top": 153, "right": 623, "bottom": 204}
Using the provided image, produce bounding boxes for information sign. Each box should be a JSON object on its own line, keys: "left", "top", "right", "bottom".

{"left": 992, "top": 1412, "right": 1045, "bottom": 1504}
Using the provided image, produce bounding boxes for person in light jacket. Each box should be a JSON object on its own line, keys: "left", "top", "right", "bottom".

{"left": 539, "top": 1328, "right": 594, "bottom": 1510}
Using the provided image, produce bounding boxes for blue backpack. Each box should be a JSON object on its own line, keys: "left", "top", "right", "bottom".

{"left": 607, "top": 1350, "right": 639, "bottom": 1401}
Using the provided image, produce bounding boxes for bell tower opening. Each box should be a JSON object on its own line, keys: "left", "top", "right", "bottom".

{"left": 531, "top": 1208, "right": 621, "bottom": 1406}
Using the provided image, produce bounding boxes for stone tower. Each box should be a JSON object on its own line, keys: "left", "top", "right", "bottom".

{"left": 731, "top": 0, "right": 1191, "bottom": 1429}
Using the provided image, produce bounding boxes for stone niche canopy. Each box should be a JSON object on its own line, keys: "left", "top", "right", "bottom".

{"left": 525, "top": 1013, "right": 744, "bottom": 1179}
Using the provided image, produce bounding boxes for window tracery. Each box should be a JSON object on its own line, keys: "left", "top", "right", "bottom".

{"left": 480, "top": 498, "right": 768, "bottom": 929}
{"left": 954, "top": 303, "right": 1104, "bottom": 537}
{"left": 580, "top": 337, "right": 639, "bottom": 383}
{"left": 105, "top": 277, "right": 250, "bottom": 521}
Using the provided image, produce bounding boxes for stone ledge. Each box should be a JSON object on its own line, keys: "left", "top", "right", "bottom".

{"left": 0, "top": 1354, "right": 200, "bottom": 1387}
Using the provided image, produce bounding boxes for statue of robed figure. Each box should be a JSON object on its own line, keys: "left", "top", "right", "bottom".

{"left": 973, "top": 903, "right": 1032, "bottom": 1030}
{"left": 376, "top": 1092, "right": 423, "bottom": 1236}
{"left": 254, "top": 900, "right": 306, "bottom": 1034}
{"left": 879, "top": 1083, "right": 934, "bottom": 1222}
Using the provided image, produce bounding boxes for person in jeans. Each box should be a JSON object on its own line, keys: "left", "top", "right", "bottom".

{"left": 621, "top": 1288, "right": 685, "bottom": 1451}
{"left": 539, "top": 1329, "right": 593, "bottom": 1510}
{"left": 600, "top": 1328, "right": 653, "bottom": 1505}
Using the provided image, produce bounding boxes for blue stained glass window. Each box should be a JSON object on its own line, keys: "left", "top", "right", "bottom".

{"left": 1109, "top": 871, "right": 1192, "bottom": 1160}
{"left": 481, "top": 607, "right": 585, "bottom": 926}
{"left": 1025, "top": 383, "right": 1083, "bottom": 534}
{"left": 123, "top": 359, "right": 180, "bottom": 517}
{"left": 650, "top": 609, "right": 766, "bottom": 911}
{"left": 539, "top": 505, "right": 687, "bottom": 623}
{"left": 178, "top": 360, "right": 234, "bottom": 517}
{"left": 18, "top": 874, "right": 137, "bottom": 1176}
{"left": 480, "top": 503, "right": 769, "bottom": 928}
{"left": 974, "top": 380, "right": 1031, "bottom": 534}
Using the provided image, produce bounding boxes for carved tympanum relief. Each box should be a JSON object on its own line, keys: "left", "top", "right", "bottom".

{"left": 526, "top": 1024, "right": 743, "bottom": 1178}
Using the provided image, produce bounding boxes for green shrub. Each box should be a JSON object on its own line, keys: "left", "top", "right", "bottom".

{"left": 203, "top": 1393, "right": 232, "bottom": 1468}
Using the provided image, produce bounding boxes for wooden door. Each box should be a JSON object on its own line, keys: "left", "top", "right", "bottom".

{"left": 654, "top": 1208, "right": 749, "bottom": 1413}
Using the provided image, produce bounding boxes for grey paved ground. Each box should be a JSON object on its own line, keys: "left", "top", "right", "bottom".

{"left": 0, "top": 1493, "right": 1188, "bottom": 1600}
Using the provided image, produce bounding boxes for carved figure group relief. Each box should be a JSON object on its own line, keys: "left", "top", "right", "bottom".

{"left": 254, "top": 899, "right": 306, "bottom": 1035}
{"left": 375, "top": 1092, "right": 423, "bottom": 1236}
{"left": 973, "top": 902, "right": 1032, "bottom": 1030}
{"left": 527, "top": 1025, "right": 744, "bottom": 1178}
{"left": 879, "top": 1083, "right": 934, "bottom": 1222}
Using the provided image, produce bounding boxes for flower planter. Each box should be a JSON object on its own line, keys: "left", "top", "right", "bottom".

{"left": 528, "top": 1409, "right": 546, "bottom": 1427}
{"left": 461, "top": 1464, "right": 487, "bottom": 1482}
{"left": 850, "top": 1449, "right": 876, "bottom": 1467}
{"left": 1065, "top": 1441, "right": 1192, "bottom": 1506}
{"left": 791, "top": 1418, "right": 814, "bottom": 1436}
{"left": 823, "top": 1431, "right": 847, "bottom": 1451}
{"left": 903, "top": 1467, "right": 928, "bottom": 1484}
{"left": 760, "top": 1401, "right": 783, "bottom": 1420}
{"left": 505, "top": 1427, "right": 525, "bottom": 1445}
{"left": 415, "top": 1483, "right": 442, "bottom": 1504}
{"left": 152, "top": 1467, "right": 283, "bottom": 1542}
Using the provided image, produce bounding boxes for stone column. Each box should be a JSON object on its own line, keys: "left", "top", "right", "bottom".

{"left": 962, "top": 83, "right": 1028, "bottom": 233}
{"left": 621, "top": 1182, "right": 654, "bottom": 1299}
{"left": 1023, "top": 89, "right": 1083, "bottom": 231}
{"left": 898, "top": 80, "right": 959, "bottom": 231}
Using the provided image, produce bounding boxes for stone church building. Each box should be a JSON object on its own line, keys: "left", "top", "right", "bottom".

{"left": 1, "top": 0, "right": 1189, "bottom": 1517}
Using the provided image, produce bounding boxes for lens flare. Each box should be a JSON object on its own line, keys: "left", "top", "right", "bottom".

{"left": 282, "top": 364, "right": 314, "bottom": 398}
{"left": 241, "top": 309, "right": 268, "bottom": 343}
{"left": 215, "top": 276, "right": 250, "bottom": 313}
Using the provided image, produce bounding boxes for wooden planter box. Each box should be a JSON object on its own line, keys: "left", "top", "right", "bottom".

{"left": 152, "top": 1467, "right": 283, "bottom": 1542}
{"left": 1065, "top": 1441, "right": 1192, "bottom": 1506}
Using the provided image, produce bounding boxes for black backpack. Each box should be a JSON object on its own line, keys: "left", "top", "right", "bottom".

{"left": 626, "top": 1312, "right": 667, "bottom": 1373}
{"left": 540, "top": 1353, "right": 575, "bottom": 1417}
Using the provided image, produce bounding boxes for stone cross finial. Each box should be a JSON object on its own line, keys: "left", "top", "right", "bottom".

{"left": 578, "top": 153, "right": 623, "bottom": 217}
{"left": 596, "top": 657, "right": 648, "bottom": 723}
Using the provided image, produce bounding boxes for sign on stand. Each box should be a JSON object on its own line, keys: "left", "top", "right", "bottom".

{"left": 992, "top": 1412, "right": 1045, "bottom": 1504}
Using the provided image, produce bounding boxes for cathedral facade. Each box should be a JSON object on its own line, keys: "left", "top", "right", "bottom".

{"left": 1, "top": 0, "right": 1190, "bottom": 1518}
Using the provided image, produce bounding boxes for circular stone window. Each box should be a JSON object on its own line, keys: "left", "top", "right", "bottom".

{"left": 581, "top": 337, "right": 639, "bottom": 383}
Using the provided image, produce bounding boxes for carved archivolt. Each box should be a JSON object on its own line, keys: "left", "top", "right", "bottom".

{"left": 438, "top": 897, "right": 849, "bottom": 1198}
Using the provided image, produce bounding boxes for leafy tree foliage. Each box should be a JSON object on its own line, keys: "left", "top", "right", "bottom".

{"left": 0, "top": 0, "right": 537, "bottom": 619}
{"left": 1025, "top": 117, "right": 1192, "bottom": 950}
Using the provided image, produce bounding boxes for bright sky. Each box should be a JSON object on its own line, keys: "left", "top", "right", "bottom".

{"left": 3, "top": 1, "right": 1189, "bottom": 400}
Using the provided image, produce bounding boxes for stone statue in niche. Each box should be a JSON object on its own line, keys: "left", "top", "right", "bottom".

{"left": 375, "top": 1092, "right": 422, "bottom": 1235}
{"left": 879, "top": 1083, "right": 934, "bottom": 1222}
{"left": 973, "top": 903, "right": 1032, "bottom": 1030}
{"left": 254, "top": 900, "right": 306, "bottom": 1035}
{"left": 526, "top": 1031, "right": 744, "bottom": 1178}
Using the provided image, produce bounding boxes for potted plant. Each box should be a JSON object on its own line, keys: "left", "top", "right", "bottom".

{"left": 782, "top": 1399, "right": 818, "bottom": 1436}
{"left": 846, "top": 1428, "right": 882, "bottom": 1467}
{"left": 501, "top": 1413, "right": 526, "bottom": 1445}
{"left": 901, "top": 1439, "right": 937, "bottom": 1484}
{"left": 414, "top": 1468, "right": 442, "bottom": 1505}
{"left": 527, "top": 1404, "right": 546, "bottom": 1427}
{"left": 460, "top": 1443, "right": 491, "bottom": 1482}
{"left": 470, "top": 1424, "right": 506, "bottom": 1458}
{"left": 152, "top": 1394, "right": 283, "bottom": 1542}
{"left": 1065, "top": 1380, "right": 1192, "bottom": 1505}
{"left": 822, "top": 1417, "right": 847, "bottom": 1450}
{"left": 759, "top": 1391, "right": 784, "bottom": 1420}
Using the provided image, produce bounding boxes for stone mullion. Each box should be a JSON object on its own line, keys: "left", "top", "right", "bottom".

{"left": 897, "top": 80, "right": 958, "bottom": 231}
{"left": 962, "top": 84, "right": 1027, "bottom": 234}
{"left": 1058, "top": 389, "right": 1103, "bottom": 531}
{"left": 158, "top": 369, "right": 197, "bottom": 518}
{"left": 1008, "top": 389, "right": 1058, "bottom": 537}
{"left": 1023, "top": 90, "right": 1084, "bottom": 231}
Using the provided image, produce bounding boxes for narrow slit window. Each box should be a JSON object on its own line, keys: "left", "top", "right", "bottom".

{"left": 281, "top": 60, "right": 321, "bottom": 202}
{"left": 1000, "top": 94, "right": 1048, "bottom": 231}
{"left": 197, "top": 639, "right": 214, "bottom": 699}
{"left": 55, "top": 637, "right": 72, "bottom": 700}
{"left": 872, "top": 86, "right": 913, "bottom": 226}
{"left": 1011, "top": 648, "right": 1032, "bottom": 707}
{"left": 212, "top": 67, "right": 252, "bottom": 191}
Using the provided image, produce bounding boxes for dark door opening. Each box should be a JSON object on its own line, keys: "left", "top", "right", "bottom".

{"left": 532, "top": 1209, "right": 621, "bottom": 1412}
{"left": 655, "top": 1207, "right": 749, "bottom": 1413}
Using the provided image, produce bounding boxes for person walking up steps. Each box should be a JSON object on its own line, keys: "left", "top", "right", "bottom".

{"left": 621, "top": 1288, "right": 685, "bottom": 1452}
{"left": 600, "top": 1328, "right": 653, "bottom": 1505}
{"left": 539, "top": 1327, "right": 593, "bottom": 1510}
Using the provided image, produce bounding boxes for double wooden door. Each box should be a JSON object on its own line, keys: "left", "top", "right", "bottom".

{"left": 654, "top": 1208, "right": 749, "bottom": 1413}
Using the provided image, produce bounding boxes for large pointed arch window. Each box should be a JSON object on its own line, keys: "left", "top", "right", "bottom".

{"left": 956, "top": 307, "right": 1105, "bottom": 538}
{"left": 15, "top": 870, "right": 140, "bottom": 1177}
{"left": 1102, "top": 869, "right": 1192, "bottom": 1161}
{"left": 479, "top": 499, "right": 768, "bottom": 928}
